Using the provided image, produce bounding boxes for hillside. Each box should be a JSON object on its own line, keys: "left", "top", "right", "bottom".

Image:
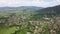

{"left": 37, "top": 5, "right": 60, "bottom": 14}
{"left": 0, "top": 5, "right": 60, "bottom": 34}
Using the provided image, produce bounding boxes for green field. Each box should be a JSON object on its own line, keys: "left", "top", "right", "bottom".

{"left": 0, "top": 26, "right": 19, "bottom": 34}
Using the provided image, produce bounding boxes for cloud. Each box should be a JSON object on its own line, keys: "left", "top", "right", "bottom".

{"left": 0, "top": 0, "right": 60, "bottom": 7}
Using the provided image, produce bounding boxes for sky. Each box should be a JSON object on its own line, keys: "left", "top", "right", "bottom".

{"left": 0, "top": 0, "right": 60, "bottom": 7}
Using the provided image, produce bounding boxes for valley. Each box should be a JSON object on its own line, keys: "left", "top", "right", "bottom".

{"left": 0, "top": 5, "right": 60, "bottom": 34}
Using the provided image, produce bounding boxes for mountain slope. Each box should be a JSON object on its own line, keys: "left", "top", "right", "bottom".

{"left": 37, "top": 5, "right": 60, "bottom": 14}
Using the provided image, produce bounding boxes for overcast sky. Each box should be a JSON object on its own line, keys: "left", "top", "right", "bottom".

{"left": 0, "top": 0, "right": 60, "bottom": 7}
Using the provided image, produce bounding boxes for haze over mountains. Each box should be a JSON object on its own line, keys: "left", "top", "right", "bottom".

{"left": 0, "top": 5, "right": 60, "bottom": 14}
{"left": 0, "top": 6, "right": 43, "bottom": 12}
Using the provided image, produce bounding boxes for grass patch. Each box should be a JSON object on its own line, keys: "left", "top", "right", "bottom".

{"left": 0, "top": 26, "right": 18, "bottom": 34}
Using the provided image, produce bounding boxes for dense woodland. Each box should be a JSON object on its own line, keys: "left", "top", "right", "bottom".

{"left": 0, "top": 5, "right": 60, "bottom": 34}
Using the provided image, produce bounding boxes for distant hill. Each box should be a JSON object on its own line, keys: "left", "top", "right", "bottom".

{"left": 0, "top": 6, "right": 43, "bottom": 12}
{"left": 17, "top": 6, "right": 43, "bottom": 10}
{"left": 37, "top": 5, "right": 60, "bottom": 14}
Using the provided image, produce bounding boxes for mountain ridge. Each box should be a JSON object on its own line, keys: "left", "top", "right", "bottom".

{"left": 37, "top": 5, "right": 60, "bottom": 14}
{"left": 0, "top": 6, "right": 43, "bottom": 12}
